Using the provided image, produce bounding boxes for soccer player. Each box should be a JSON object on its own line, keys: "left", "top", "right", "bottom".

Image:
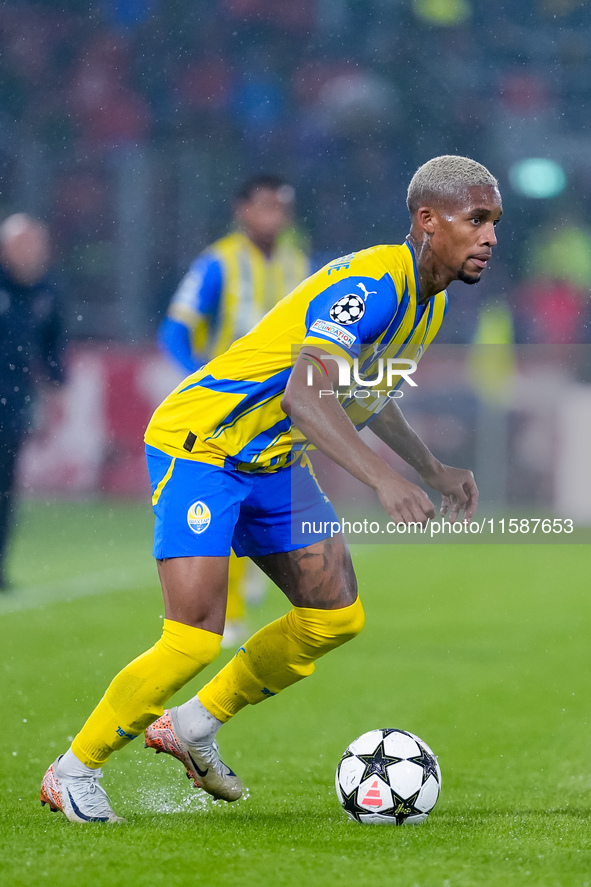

{"left": 158, "top": 174, "right": 309, "bottom": 374}
{"left": 157, "top": 175, "right": 310, "bottom": 646}
{"left": 40, "top": 155, "right": 501, "bottom": 822}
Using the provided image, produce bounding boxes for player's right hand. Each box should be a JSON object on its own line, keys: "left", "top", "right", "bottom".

{"left": 376, "top": 471, "right": 436, "bottom": 526}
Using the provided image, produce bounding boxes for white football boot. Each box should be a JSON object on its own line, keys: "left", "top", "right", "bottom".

{"left": 145, "top": 707, "right": 242, "bottom": 802}
{"left": 40, "top": 755, "right": 125, "bottom": 823}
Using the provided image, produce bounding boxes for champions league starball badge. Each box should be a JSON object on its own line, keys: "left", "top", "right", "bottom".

{"left": 329, "top": 294, "right": 365, "bottom": 325}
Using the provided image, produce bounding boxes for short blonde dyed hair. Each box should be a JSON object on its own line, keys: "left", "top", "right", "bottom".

{"left": 407, "top": 155, "right": 498, "bottom": 215}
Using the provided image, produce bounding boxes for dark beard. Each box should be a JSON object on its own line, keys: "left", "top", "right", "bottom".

{"left": 457, "top": 268, "right": 482, "bottom": 285}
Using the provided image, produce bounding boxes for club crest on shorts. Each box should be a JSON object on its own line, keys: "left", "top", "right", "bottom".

{"left": 187, "top": 500, "right": 211, "bottom": 534}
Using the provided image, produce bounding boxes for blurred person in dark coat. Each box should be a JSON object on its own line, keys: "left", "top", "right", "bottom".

{"left": 0, "top": 214, "right": 65, "bottom": 590}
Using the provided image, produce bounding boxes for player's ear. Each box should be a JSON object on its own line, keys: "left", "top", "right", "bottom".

{"left": 415, "top": 206, "right": 436, "bottom": 236}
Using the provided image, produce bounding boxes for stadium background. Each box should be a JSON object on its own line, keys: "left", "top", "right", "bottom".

{"left": 3, "top": 0, "right": 590, "bottom": 519}
{"left": 3, "top": 3, "right": 591, "bottom": 885}
{"left": 5, "top": 0, "right": 591, "bottom": 342}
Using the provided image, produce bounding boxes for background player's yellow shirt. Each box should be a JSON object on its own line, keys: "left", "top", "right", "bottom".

{"left": 167, "top": 231, "right": 310, "bottom": 359}
{"left": 145, "top": 243, "right": 448, "bottom": 472}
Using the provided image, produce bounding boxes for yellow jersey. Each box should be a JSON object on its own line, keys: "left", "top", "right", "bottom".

{"left": 167, "top": 230, "right": 310, "bottom": 359}
{"left": 146, "top": 242, "right": 448, "bottom": 472}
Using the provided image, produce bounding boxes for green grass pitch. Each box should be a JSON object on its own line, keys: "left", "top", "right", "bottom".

{"left": 1, "top": 500, "right": 591, "bottom": 886}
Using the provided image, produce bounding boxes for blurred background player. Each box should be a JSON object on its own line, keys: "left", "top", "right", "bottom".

{"left": 0, "top": 214, "right": 65, "bottom": 590}
{"left": 157, "top": 174, "right": 310, "bottom": 645}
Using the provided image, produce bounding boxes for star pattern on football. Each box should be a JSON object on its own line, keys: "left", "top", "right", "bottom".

{"left": 383, "top": 789, "right": 423, "bottom": 825}
{"left": 340, "top": 784, "right": 363, "bottom": 821}
{"left": 407, "top": 744, "right": 439, "bottom": 784}
{"left": 356, "top": 739, "right": 402, "bottom": 782}
{"left": 335, "top": 728, "right": 441, "bottom": 825}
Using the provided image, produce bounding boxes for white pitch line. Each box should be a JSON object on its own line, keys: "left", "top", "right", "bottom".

{"left": 0, "top": 565, "right": 159, "bottom": 615}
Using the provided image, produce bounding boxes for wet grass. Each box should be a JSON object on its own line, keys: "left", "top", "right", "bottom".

{"left": 1, "top": 501, "right": 590, "bottom": 886}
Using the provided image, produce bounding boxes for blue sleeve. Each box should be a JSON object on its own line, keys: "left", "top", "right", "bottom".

{"left": 157, "top": 317, "right": 204, "bottom": 374}
{"left": 304, "top": 274, "right": 398, "bottom": 357}
{"left": 194, "top": 255, "right": 223, "bottom": 316}
{"left": 169, "top": 254, "right": 223, "bottom": 319}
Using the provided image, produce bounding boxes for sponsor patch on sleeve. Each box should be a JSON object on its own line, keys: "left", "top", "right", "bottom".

{"left": 309, "top": 319, "right": 357, "bottom": 349}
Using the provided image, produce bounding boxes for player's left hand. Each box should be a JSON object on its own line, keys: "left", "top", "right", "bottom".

{"left": 419, "top": 463, "right": 478, "bottom": 523}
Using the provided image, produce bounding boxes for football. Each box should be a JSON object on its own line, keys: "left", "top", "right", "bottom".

{"left": 335, "top": 728, "right": 441, "bottom": 825}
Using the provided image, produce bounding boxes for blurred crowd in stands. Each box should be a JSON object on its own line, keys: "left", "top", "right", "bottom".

{"left": 1, "top": 0, "right": 591, "bottom": 343}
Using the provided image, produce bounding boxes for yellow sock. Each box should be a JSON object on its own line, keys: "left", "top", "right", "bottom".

{"left": 199, "top": 597, "right": 364, "bottom": 722}
{"left": 72, "top": 619, "right": 221, "bottom": 768}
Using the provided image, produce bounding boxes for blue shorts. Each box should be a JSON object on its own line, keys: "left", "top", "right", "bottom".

{"left": 146, "top": 445, "right": 340, "bottom": 559}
